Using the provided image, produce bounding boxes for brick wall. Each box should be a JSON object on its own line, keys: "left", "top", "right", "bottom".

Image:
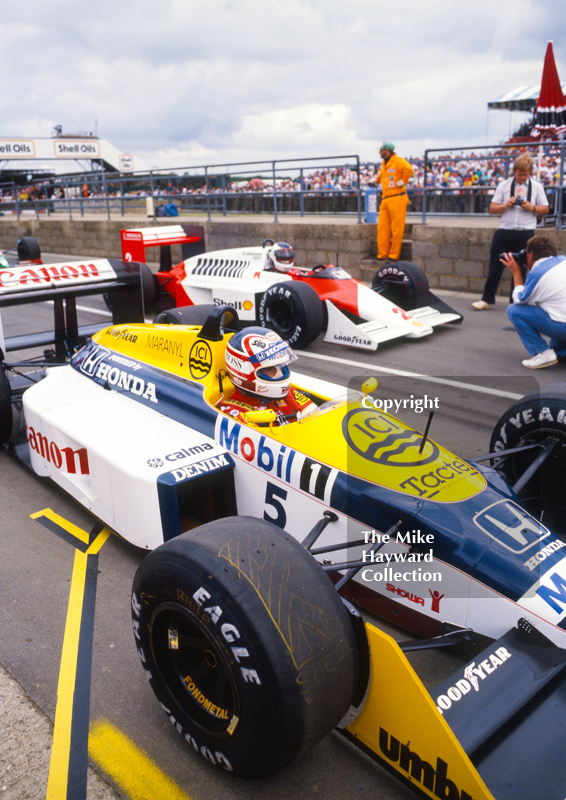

{"left": 412, "top": 225, "right": 566, "bottom": 295}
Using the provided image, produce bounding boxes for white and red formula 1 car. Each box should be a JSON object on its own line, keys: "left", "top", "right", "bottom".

{"left": 121, "top": 224, "right": 462, "bottom": 349}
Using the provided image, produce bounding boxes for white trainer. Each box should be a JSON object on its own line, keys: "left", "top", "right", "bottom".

{"left": 471, "top": 300, "right": 493, "bottom": 310}
{"left": 522, "top": 349, "right": 558, "bottom": 369}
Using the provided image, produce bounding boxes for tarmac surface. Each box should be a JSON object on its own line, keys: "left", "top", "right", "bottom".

{"left": 1, "top": 241, "right": 565, "bottom": 799}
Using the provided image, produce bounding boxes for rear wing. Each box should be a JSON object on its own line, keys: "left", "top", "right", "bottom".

{"left": 0, "top": 259, "right": 146, "bottom": 360}
{"left": 121, "top": 224, "right": 206, "bottom": 272}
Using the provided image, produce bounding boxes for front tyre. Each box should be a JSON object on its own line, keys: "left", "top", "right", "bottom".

{"left": 0, "top": 366, "right": 12, "bottom": 444}
{"left": 489, "top": 383, "right": 566, "bottom": 529}
{"left": 132, "top": 517, "right": 359, "bottom": 778}
{"left": 371, "top": 260, "right": 429, "bottom": 310}
{"left": 259, "top": 282, "right": 324, "bottom": 347}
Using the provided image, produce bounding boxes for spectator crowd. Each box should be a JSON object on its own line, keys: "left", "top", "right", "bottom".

{"left": 1, "top": 127, "right": 565, "bottom": 206}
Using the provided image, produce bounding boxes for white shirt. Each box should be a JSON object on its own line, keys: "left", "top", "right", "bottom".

{"left": 512, "top": 255, "right": 566, "bottom": 322}
{"left": 493, "top": 177, "right": 548, "bottom": 230}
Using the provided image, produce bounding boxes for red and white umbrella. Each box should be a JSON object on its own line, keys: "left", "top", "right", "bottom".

{"left": 533, "top": 41, "right": 566, "bottom": 138}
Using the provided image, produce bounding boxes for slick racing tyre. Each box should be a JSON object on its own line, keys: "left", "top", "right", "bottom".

{"left": 489, "top": 383, "right": 566, "bottom": 528}
{"left": 259, "top": 282, "right": 324, "bottom": 347}
{"left": 16, "top": 236, "right": 41, "bottom": 262}
{"left": 154, "top": 304, "right": 215, "bottom": 325}
{"left": 139, "top": 263, "right": 160, "bottom": 311}
{"left": 132, "top": 516, "right": 359, "bottom": 778}
{"left": 371, "top": 260, "right": 429, "bottom": 310}
{"left": 105, "top": 263, "right": 159, "bottom": 314}
{"left": 0, "top": 366, "right": 12, "bottom": 445}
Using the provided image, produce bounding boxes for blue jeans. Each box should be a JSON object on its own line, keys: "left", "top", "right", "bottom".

{"left": 482, "top": 228, "right": 533, "bottom": 304}
{"left": 507, "top": 303, "right": 566, "bottom": 358}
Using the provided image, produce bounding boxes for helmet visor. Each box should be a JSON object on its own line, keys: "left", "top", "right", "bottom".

{"left": 257, "top": 364, "right": 290, "bottom": 382}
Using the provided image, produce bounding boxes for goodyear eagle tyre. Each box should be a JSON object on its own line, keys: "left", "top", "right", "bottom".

{"left": 105, "top": 263, "right": 159, "bottom": 313}
{"left": 258, "top": 282, "right": 324, "bottom": 347}
{"left": 132, "top": 516, "right": 359, "bottom": 778}
{"left": 0, "top": 366, "right": 12, "bottom": 445}
{"left": 16, "top": 236, "right": 41, "bottom": 262}
{"left": 154, "top": 304, "right": 215, "bottom": 325}
{"left": 489, "top": 384, "right": 566, "bottom": 526}
{"left": 371, "top": 260, "right": 429, "bottom": 310}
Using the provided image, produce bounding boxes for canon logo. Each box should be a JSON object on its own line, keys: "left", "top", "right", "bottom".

{"left": 0, "top": 262, "right": 102, "bottom": 291}
{"left": 28, "top": 426, "right": 89, "bottom": 475}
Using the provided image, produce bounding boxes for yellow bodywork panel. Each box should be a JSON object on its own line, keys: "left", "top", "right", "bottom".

{"left": 346, "top": 624, "right": 494, "bottom": 800}
{"left": 93, "top": 324, "right": 486, "bottom": 503}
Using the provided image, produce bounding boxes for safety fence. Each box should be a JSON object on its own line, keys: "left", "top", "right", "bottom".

{"left": 1, "top": 143, "right": 565, "bottom": 227}
{"left": 0, "top": 155, "right": 364, "bottom": 223}
{"left": 420, "top": 140, "right": 566, "bottom": 228}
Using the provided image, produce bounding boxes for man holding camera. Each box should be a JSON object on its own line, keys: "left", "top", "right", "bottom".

{"left": 472, "top": 155, "right": 549, "bottom": 310}
{"left": 504, "top": 234, "right": 566, "bottom": 369}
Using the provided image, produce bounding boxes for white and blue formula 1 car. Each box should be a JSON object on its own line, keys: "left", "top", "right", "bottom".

{"left": 120, "top": 224, "right": 463, "bottom": 350}
{"left": 1, "top": 268, "right": 566, "bottom": 797}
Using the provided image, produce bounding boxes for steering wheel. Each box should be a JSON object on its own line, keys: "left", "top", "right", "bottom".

{"left": 262, "top": 239, "right": 274, "bottom": 247}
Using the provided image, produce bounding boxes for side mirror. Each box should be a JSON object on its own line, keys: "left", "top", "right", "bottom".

{"left": 361, "top": 377, "right": 378, "bottom": 396}
{"left": 244, "top": 409, "right": 277, "bottom": 426}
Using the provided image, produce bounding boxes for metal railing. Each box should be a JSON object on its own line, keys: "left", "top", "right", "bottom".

{"left": 0, "top": 154, "right": 364, "bottom": 224}
{"left": 420, "top": 141, "right": 566, "bottom": 228}
{"left": 2, "top": 144, "right": 565, "bottom": 227}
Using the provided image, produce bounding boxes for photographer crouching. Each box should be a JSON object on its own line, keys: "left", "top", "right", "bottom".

{"left": 504, "top": 235, "right": 566, "bottom": 369}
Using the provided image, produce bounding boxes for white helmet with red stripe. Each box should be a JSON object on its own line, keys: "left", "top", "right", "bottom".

{"left": 268, "top": 242, "right": 295, "bottom": 272}
{"left": 225, "top": 327, "right": 298, "bottom": 399}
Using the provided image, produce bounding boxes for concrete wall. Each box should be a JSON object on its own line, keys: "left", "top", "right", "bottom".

{"left": 2, "top": 215, "right": 566, "bottom": 295}
{"left": 0, "top": 216, "right": 375, "bottom": 272}
{"left": 412, "top": 225, "right": 566, "bottom": 295}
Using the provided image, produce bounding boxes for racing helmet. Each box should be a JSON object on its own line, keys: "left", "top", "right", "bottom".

{"left": 225, "top": 327, "right": 298, "bottom": 399}
{"left": 268, "top": 242, "right": 295, "bottom": 272}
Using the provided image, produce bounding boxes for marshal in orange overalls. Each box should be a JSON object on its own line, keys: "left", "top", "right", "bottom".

{"left": 376, "top": 153, "right": 413, "bottom": 260}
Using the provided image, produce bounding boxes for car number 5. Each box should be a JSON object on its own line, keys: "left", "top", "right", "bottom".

{"left": 263, "top": 482, "right": 287, "bottom": 528}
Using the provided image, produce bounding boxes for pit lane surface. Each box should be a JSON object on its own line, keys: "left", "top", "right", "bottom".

{"left": 1, "top": 253, "right": 563, "bottom": 800}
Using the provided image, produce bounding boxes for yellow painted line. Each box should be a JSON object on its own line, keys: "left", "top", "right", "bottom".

{"left": 46, "top": 547, "right": 89, "bottom": 800}
{"left": 86, "top": 527, "right": 112, "bottom": 555}
{"left": 89, "top": 720, "right": 193, "bottom": 800}
{"left": 39, "top": 512, "right": 111, "bottom": 799}
{"left": 30, "top": 508, "right": 91, "bottom": 545}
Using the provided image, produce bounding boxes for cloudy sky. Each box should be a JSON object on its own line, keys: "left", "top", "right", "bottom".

{"left": 2, "top": 0, "right": 565, "bottom": 172}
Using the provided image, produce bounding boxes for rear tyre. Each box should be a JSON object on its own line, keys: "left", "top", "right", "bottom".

{"left": 17, "top": 236, "right": 41, "bottom": 262}
{"left": 489, "top": 384, "right": 566, "bottom": 529}
{"left": 371, "top": 260, "right": 429, "bottom": 309}
{"left": 105, "top": 263, "right": 159, "bottom": 313}
{"left": 139, "top": 263, "right": 160, "bottom": 311}
{"left": 259, "top": 282, "right": 324, "bottom": 347}
{"left": 132, "top": 516, "right": 359, "bottom": 778}
{"left": 0, "top": 366, "right": 13, "bottom": 445}
{"left": 153, "top": 304, "right": 214, "bottom": 325}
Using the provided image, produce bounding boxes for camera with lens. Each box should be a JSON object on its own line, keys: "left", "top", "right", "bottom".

{"left": 514, "top": 197, "right": 525, "bottom": 205}
{"left": 501, "top": 249, "right": 528, "bottom": 268}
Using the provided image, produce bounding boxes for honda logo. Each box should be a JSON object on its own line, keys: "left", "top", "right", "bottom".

{"left": 474, "top": 500, "right": 549, "bottom": 553}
